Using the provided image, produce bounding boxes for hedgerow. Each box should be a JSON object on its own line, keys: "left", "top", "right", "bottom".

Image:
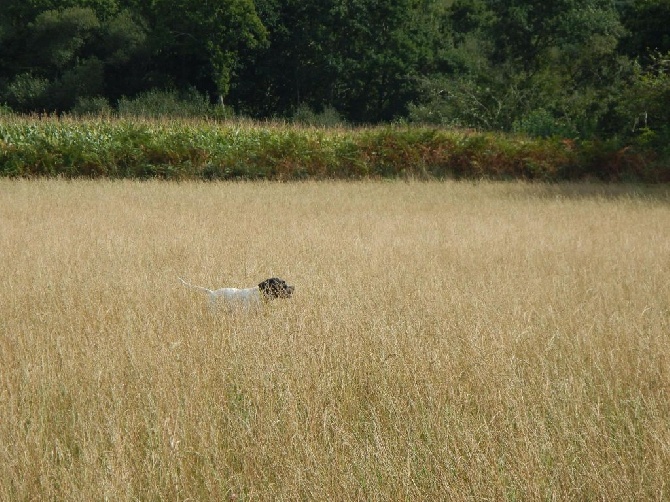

{"left": 0, "top": 116, "right": 666, "bottom": 182}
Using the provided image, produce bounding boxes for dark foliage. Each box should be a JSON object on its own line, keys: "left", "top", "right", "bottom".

{"left": 0, "top": 0, "right": 669, "bottom": 171}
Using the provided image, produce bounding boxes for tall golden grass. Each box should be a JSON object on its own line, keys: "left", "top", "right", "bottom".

{"left": 1, "top": 179, "right": 669, "bottom": 500}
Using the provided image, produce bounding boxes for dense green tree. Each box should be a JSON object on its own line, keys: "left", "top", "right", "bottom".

{"left": 2, "top": 0, "right": 119, "bottom": 25}
{"left": 229, "top": 0, "right": 334, "bottom": 117}
{"left": 3, "top": 7, "right": 104, "bottom": 111}
{"left": 329, "top": 0, "right": 430, "bottom": 122}
{"left": 0, "top": 5, "right": 150, "bottom": 112}
{"left": 99, "top": 9, "right": 150, "bottom": 102}
{"left": 410, "top": 0, "right": 627, "bottom": 136}
{"left": 130, "top": 0, "right": 267, "bottom": 100}
{"left": 27, "top": 7, "right": 100, "bottom": 72}
{"left": 231, "top": 0, "right": 435, "bottom": 122}
{"left": 619, "top": 0, "right": 670, "bottom": 61}
{"left": 615, "top": 1, "right": 670, "bottom": 144}
{"left": 618, "top": 51, "right": 670, "bottom": 146}
{"left": 0, "top": 0, "right": 266, "bottom": 111}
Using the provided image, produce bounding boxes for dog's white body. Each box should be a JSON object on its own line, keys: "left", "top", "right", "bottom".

{"left": 179, "top": 276, "right": 294, "bottom": 310}
{"left": 179, "top": 277, "right": 262, "bottom": 308}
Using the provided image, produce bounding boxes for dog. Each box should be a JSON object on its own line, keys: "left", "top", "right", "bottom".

{"left": 179, "top": 276, "right": 294, "bottom": 310}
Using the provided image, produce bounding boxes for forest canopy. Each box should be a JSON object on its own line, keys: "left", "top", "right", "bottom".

{"left": 0, "top": 0, "right": 668, "bottom": 143}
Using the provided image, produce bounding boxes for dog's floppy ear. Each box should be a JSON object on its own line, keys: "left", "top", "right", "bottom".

{"left": 259, "top": 277, "right": 294, "bottom": 299}
{"left": 258, "top": 278, "right": 276, "bottom": 297}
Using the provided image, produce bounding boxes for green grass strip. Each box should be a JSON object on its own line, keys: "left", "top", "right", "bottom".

{"left": 0, "top": 117, "right": 666, "bottom": 182}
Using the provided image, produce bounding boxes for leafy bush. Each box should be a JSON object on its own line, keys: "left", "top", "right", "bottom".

{"left": 71, "top": 96, "right": 112, "bottom": 117}
{"left": 4, "top": 74, "right": 51, "bottom": 112}
{"left": 512, "top": 109, "right": 578, "bottom": 139}
{"left": 117, "top": 89, "right": 232, "bottom": 120}
{"left": 408, "top": 75, "right": 526, "bottom": 131}
{"left": 292, "top": 104, "right": 345, "bottom": 127}
{"left": 0, "top": 104, "right": 14, "bottom": 116}
{"left": 619, "top": 52, "right": 670, "bottom": 149}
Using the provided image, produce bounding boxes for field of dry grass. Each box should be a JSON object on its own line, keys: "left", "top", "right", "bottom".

{"left": 1, "top": 179, "right": 669, "bottom": 500}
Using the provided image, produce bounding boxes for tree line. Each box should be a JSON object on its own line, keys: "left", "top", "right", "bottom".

{"left": 1, "top": 0, "right": 668, "bottom": 142}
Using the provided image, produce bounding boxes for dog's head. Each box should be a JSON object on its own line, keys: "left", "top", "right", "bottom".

{"left": 258, "top": 278, "right": 294, "bottom": 300}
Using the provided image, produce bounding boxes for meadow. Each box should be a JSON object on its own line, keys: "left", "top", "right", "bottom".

{"left": 1, "top": 179, "right": 669, "bottom": 500}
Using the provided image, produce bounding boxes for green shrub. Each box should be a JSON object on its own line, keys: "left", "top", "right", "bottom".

{"left": 513, "top": 109, "right": 578, "bottom": 139}
{"left": 292, "top": 104, "right": 345, "bottom": 127}
{"left": 619, "top": 52, "right": 670, "bottom": 146}
{"left": 4, "top": 74, "right": 51, "bottom": 112}
{"left": 117, "top": 88, "right": 232, "bottom": 120}
{"left": 71, "top": 96, "right": 112, "bottom": 117}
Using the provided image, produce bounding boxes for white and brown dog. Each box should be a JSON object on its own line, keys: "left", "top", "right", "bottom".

{"left": 179, "top": 276, "right": 294, "bottom": 309}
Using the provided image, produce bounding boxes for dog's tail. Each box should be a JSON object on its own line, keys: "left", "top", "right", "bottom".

{"left": 178, "top": 276, "right": 213, "bottom": 295}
